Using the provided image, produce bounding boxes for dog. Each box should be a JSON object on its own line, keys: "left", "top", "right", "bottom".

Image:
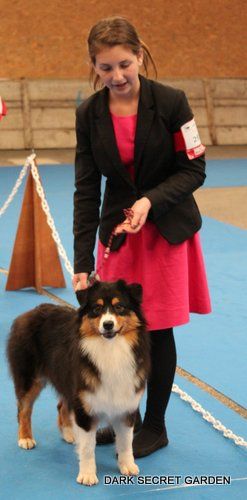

{"left": 6, "top": 279, "right": 150, "bottom": 486}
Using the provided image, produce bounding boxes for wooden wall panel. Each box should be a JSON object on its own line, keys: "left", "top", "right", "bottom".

{"left": 0, "top": 78, "right": 246, "bottom": 149}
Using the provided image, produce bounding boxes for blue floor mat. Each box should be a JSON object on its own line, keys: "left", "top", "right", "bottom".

{"left": 0, "top": 160, "right": 246, "bottom": 499}
{"left": 203, "top": 158, "right": 247, "bottom": 188}
{"left": 1, "top": 165, "right": 246, "bottom": 406}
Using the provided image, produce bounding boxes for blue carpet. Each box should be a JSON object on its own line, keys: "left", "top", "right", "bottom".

{"left": 176, "top": 217, "right": 247, "bottom": 408}
{"left": 1, "top": 270, "right": 246, "bottom": 500}
{"left": 0, "top": 160, "right": 246, "bottom": 498}
{"left": 1, "top": 165, "right": 246, "bottom": 406}
{"left": 203, "top": 159, "right": 247, "bottom": 188}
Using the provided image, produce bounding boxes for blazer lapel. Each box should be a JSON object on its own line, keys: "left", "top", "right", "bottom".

{"left": 134, "top": 75, "right": 155, "bottom": 177}
{"left": 94, "top": 75, "right": 155, "bottom": 187}
{"left": 94, "top": 88, "right": 135, "bottom": 188}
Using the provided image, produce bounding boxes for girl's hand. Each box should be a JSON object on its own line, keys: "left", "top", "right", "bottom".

{"left": 72, "top": 272, "right": 89, "bottom": 291}
{"left": 115, "top": 197, "right": 151, "bottom": 234}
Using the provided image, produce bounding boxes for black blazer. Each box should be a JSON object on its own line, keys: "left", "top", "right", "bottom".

{"left": 74, "top": 75, "right": 206, "bottom": 273}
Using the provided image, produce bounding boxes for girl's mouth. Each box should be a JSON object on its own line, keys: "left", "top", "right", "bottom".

{"left": 113, "top": 82, "right": 128, "bottom": 89}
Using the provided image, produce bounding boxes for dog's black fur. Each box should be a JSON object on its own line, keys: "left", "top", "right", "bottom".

{"left": 6, "top": 280, "right": 150, "bottom": 485}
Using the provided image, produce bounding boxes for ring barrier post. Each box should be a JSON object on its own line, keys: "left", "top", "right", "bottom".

{"left": 5, "top": 157, "right": 66, "bottom": 292}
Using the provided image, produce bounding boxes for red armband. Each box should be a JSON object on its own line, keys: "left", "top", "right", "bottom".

{"left": 0, "top": 97, "right": 7, "bottom": 120}
{"left": 173, "top": 118, "right": 205, "bottom": 160}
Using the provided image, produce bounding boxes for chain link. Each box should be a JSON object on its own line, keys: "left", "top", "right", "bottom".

{"left": 2, "top": 153, "right": 246, "bottom": 450}
{"left": 172, "top": 384, "right": 247, "bottom": 448}
{"left": 29, "top": 155, "right": 74, "bottom": 278}
{"left": 0, "top": 161, "right": 30, "bottom": 217}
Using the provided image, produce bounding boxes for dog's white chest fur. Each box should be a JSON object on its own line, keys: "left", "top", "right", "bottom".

{"left": 80, "top": 336, "right": 142, "bottom": 418}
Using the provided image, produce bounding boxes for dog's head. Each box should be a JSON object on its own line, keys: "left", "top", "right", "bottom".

{"left": 76, "top": 280, "right": 146, "bottom": 340}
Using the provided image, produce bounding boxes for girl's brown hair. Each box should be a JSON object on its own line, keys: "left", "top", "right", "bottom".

{"left": 87, "top": 16, "right": 157, "bottom": 90}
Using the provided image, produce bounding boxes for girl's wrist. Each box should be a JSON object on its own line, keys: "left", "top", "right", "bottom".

{"left": 142, "top": 196, "right": 152, "bottom": 209}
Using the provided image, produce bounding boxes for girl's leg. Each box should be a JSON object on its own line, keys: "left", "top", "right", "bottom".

{"left": 133, "top": 327, "right": 177, "bottom": 457}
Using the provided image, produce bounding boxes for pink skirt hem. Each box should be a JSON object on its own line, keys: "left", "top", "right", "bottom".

{"left": 96, "top": 222, "right": 211, "bottom": 331}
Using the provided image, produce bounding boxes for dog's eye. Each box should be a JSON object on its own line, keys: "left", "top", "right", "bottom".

{"left": 92, "top": 305, "right": 103, "bottom": 315}
{"left": 114, "top": 303, "right": 125, "bottom": 314}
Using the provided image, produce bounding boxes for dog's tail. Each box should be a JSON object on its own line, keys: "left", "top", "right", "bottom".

{"left": 6, "top": 307, "right": 47, "bottom": 397}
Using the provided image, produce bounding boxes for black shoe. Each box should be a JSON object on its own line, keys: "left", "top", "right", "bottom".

{"left": 96, "top": 410, "right": 142, "bottom": 445}
{"left": 132, "top": 426, "right": 168, "bottom": 458}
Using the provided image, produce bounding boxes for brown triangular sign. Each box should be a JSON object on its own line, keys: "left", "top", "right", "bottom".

{"left": 6, "top": 166, "right": 66, "bottom": 292}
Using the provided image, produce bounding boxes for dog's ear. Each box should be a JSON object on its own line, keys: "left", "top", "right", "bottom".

{"left": 127, "top": 283, "right": 143, "bottom": 304}
{"left": 76, "top": 289, "right": 88, "bottom": 311}
{"left": 76, "top": 280, "right": 101, "bottom": 312}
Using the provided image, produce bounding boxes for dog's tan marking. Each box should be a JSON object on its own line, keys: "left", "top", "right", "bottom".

{"left": 118, "top": 313, "right": 140, "bottom": 346}
{"left": 124, "top": 328, "right": 139, "bottom": 347}
{"left": 137, "top": 367, "right": 146, "bottom": 382}
{"left": 78, "top": 391, "right": 98, "bottom": 424}
{"left": 81, "top": 367, "right": 100, "bottom": 392}
{"left": 124, "top": 412, "right": 136, "bottom": 427}
{"left": 80, "top": 316, "right": 100, "bottom": 337}
{"left": 112, "top": 297, "right": 120, "bottom": 305}
{"left": 135, "top": 368, "right": 147, "bottom": 392}
{"left": 57, "top": 400, "right": 74, "bottom": 443}
{"left": 57, "top": 399, "right": 75, "bottom": 443}
{"left": 96, "top": 299, "right": 104, "bottom": 305}
{"left": 78, "top": 391, "right": 91, "bottom": 415}
{"left": 18, "top": 379, "right": 43, "bottom": 448}
{"left": 136, "top": 388, "right": 145, "bottom": 400}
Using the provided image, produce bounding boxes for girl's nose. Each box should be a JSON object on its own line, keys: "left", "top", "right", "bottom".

{"left": 112, "top": 68, "right": 123, "bottom": 82}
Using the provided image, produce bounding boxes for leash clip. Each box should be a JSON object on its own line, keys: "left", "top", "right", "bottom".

{"left": 87, "top": 271, "right": 100, "bottom": 286}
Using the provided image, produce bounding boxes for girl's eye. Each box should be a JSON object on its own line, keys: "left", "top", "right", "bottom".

{"left": 120, "top": 63, "right": 130, "bottom": 68}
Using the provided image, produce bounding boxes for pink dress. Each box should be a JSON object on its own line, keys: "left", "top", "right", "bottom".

{"left": 97, "top": 113, "right": 211, "bottom": 331}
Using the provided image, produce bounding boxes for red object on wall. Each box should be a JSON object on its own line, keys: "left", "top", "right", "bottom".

{"left": 0, "top": 97, "right": 7, "bottom": 120}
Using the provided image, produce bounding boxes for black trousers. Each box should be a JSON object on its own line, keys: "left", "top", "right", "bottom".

{"left": 143, "top": 328, "right": 177, "bottom": 433}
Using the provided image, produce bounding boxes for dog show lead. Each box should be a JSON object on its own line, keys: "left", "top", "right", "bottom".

{"left": 73, "top": 16, "right": 211, "bottom": 458}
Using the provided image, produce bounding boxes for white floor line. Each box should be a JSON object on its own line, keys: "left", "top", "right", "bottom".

{"left": 116, "top": 477, "right": 247, "bottom": 496}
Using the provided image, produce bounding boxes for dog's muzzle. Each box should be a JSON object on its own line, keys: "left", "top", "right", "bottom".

{"left": 101, "top": 320, "right": 120, "bottom": 339}
{"left": 102, "top": 320, "right": 116, "bottom": 339}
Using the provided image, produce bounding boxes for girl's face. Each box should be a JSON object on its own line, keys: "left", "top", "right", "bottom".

{"left": 93, "top": 45, "right": 143, "bottom": 99}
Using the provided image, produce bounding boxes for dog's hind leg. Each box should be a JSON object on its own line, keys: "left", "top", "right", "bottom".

{"left": 57, "top": 399, "right": 75, "bottom": 444}
{"left": 17, "top": 378, "right": 43, "bottom": 450}
{"left": 113, "top": 413, "right": 139, "bottom": 476}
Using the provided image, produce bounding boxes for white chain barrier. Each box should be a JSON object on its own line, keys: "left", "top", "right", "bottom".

{"left": 2, "top": 153, "right": 246, "bottom": 450}
{"left": 29, "top": 154, "right": 74, "bottom": 278}
{"left": 0, "top": 161, "right": 29, "bottom": 217}
{"left": 172, "top": 384, "right": 247, "bottom": 448}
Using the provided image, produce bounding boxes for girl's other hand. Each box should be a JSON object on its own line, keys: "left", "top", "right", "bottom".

{"left": 72, "top": 273, "right": 89, "bottom": 291}
{"left": 115, "top": 197, "right": 151, "bottom": 234}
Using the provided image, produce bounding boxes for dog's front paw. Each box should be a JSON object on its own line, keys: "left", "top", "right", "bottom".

{"left": 62, "top": 426, "right": 75, "bottom": 444}
{"left": 77, "top": 472, "right": 99, "bottom": 486}
{"left": 18, "top": 438, "right": 36, "bottom": 450}
{"left": 119, "top": 460, "right": 139, "bottom": 476}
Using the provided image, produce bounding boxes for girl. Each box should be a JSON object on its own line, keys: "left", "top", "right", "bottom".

{"left": 73, "top": 16, "right": 211, "bottom": 458}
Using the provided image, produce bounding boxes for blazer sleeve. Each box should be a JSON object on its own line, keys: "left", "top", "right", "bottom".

{"left": 142, "top": 90, "right": 206, "bottom": 213}
{"left": 73, "top": 107, "right": 101, "bottom": 274}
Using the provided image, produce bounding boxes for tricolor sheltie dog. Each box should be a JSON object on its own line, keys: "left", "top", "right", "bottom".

{"left": 7, "top": 280, "right": 150, "bottom": 486}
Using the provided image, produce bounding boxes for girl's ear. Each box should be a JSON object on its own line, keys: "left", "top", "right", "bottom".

{"left": 137, "top": 48, "right": 144, "bottom": 66}
{"left": 91, "top": 59, "right": 99, "bottom": 76}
